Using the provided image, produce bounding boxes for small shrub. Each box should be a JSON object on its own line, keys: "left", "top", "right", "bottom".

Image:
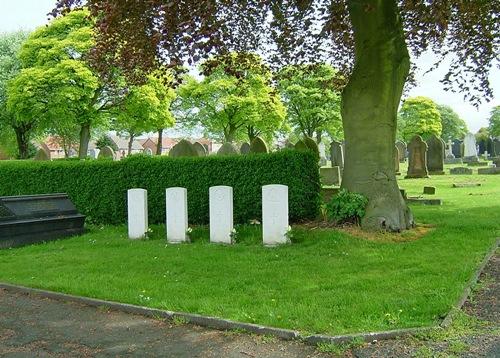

{"left": 326, "top": 189, "right": 368, "bottom": 225}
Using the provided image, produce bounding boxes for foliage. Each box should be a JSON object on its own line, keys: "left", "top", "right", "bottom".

{"left": 303, "top": 136, "right": 320, "bottom": 160}
{"left": 0, "top": 150, "right": 319, "bottom": 225}
{"left": 95, "top": 135, "right": 118, "bottom": 151}
{"left": 488, "top": 106, "right": 500, "bottom": 137}
{"left": 398, "top": 97, "right": 442, "bottom": 142}
{"left": 326, "top": 189, "right": 368, "bottom": 225}
{"left": 436, "top": 104, "right": 468, "bottom": 141}
{"left": 474, "top": 127, "right": 490, "bottom": 143}
{"left": 176, "top": 53, "right": 286, "bottom": 143}
{"left": 217, "top": 142, "right": 239, "bottom": 156}
{"left": 277, "top": 64, "right": 343, "bottom": 140}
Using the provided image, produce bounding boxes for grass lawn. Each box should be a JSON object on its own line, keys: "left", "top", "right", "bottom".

{"left": 0, "top": 165, "right": 498, "bottom": 336}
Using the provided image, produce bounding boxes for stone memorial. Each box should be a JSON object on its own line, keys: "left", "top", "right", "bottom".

{"left": 450, "top": 167, "right": 473, "bottom": 175}
{"left": 98, "top": 146, "right": 115, "bottom": 159}
{"left": 406, "top": 135, "right": 429, "bottom": 178}
{"left": 240, "top": 142, "right": 250, "bottom": 154}
{"left": 34, "top": 147, "right": 51, "bottom": 161}
{"left": 478, "top": 167, "right": 500, "bottom": 175}
{"left": 320, "top": 167, "right": 341, "bottom": 186}
{"left": 452, "top": 139, "right": 463, "bottom": 158}
{"left": 262, "top": 185, "right": 289, "bottom": 246}
{"left": 250, "top": 137, "right": 269, "bottom": 154}
{"left": 330, "top": 140, "right": 344, "bottom": 172}
{"left": 493, "top": 139, "right": 500, "bottom": 158}
{"left": 423, "top": 186, "right": 436, "bottom": 195}
{"left": 217, "top": 142, "right": 239, "bottom": 156}
{"left": 209, "top": 186, "right": 234, "bottom": 244}
{"left": 193, "top": 142, "right": 208, "bottom": 156}
{"left": 395, "top": 146, "right": 401, "bottom": 175}
{"left": 445, "top": 140, "right": 455, "bottom": 158}
{"left": 426, "top": 135, "right": 445, "bottom": 175}
{"left": 169, "top": 140, "right": 198, "bottom": 157}
{"left": 463, "top": 133, "right": 478, "bottom": 162}
{"left": 396, "top": 141, "right": 407, "bottom": 162}
{"left": 318, "top": 142, "right": 327, "bottom": 166}
{"left": 127, "top": 189, "right": 148, "bottom": 239}
{"left": 166, "top": 187, "right": 189, "bottom": 243}
{"left": 0, "top": 193, "right": 85, "bottom": 249}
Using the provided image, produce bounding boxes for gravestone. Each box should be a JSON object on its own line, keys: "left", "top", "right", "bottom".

{"left": 240, "top": 142, "right": 250, "bottom": 154}
{"left": 406, "top": 135, "right": 429, "bottom": 178}
{"left": 166, "top": 187, "right": 188, "bottom": 243}
{"left": 34, "top": 147, "right": 51, "bottom": 161}
{"left": 478, "top": 167, "right": 500, "bottom": 175}
{"left": 169, "top": 139, "right": 198, "bottom": 157}
{"left": 250, "top": 137, "right": 269, "bottom": 154}
{"left": 209, "top": 186, "right": 234, "bottom": 244}
{"left": 330, "top": 140, "right": 344, "bottom": 172}
{"left": 423, "top": 186, "right": 436, "bottom": 195}
{"left": 318, "top": 142, "right": 327, "bottom": 166}
{"left": 262, "top": 185, "right": 289, "bottom": 246}
{"left": 396, "top": 141, "right": 407, "bottom": 162}
{"left": 426, "top": 135, "right": 445, "bottom": 175}
{"left": 98, "top": 146, "right": 115, "bottom": 160}
{"left": 493, "top": 139, "right": 500, "bottom": 157}
{"left": 0, "top": 194, "right": 85, "bottom": 249}
{"left": 217, "top": 142, "right": 238, "bottom": 156}
{"left": 450, "top": 167, "right": 473, "bottom": 175}
{"left": 445, "top": 140, "right": 455, "bottom": 159}
{"left": 493, "top": 158, "right": 500, "bottom": 167}
{"left": 320, "top": 167, "right": 341, "bottom": 186}
{"left": 452, "top": 139, "right": 463, "bottom": 158}
{"left": 127, "top": 189, "right": 148, "bottom": 239}
{"left": 88, "top": 149, "right": 98, "bottom": 159}
{"left": 463, "top": 133, "right": 478, "bottom": 162}
{"left": 395, "top": 146, "right": 401, "bottom": 175}
{"left": 193, "top": 142, "right": 208, "bottom": 156}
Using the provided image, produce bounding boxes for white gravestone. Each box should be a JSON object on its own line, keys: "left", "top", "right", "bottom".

{"left": 127, "top": 189, "right": 148, "bottom": 239}
{"left": 262, "top": 185, "right": 289, "bottom": 246}
{"left": 463, "top": 133, "right": 478, "bottom": 158}
{"left": 166, "top": 187, "right": 189, "bottom": 243}
{"left": 209, "top": 186, "right": 234, "bottom": 244}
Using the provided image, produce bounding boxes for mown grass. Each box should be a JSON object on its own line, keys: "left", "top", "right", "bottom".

{"left": 0, "top": 165, "right": 498, "bottom": 336}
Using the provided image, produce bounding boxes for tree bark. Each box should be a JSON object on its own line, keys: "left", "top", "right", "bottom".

{"left": 341, "top": 0, "right": 413, "bottom": 231}
{"left": 13, "top": 125, "right": 30, "bottom": 159}
{"left": 78, "top": 123, "right": 91, "bottom": 159}
{"left": 156, "top": 129, "right": 163, "bottom": 155}
{"left": 128, "top": 134, "right": 134, "bottom": 155}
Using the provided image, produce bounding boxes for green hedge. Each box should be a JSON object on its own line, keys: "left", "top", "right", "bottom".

{"left": 0, "top": 150, "right": 320, "bottom": 225}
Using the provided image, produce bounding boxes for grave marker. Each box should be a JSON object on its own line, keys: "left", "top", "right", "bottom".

{"left": 166, "top": 187, "right": 188, "bottom": 243}
{"left": 209, "top": 186, "right": 234, "bottom": 244}
{"left": 262, "top": 185, "right": 289, "bottom": 246}
{"left": 127, "top": 189, "right": 148, "bottom": 239}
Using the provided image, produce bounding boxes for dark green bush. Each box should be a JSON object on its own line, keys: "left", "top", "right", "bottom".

{"left": 325, "top": 189, "right": 368, "bottom": 225}
{"left": 0, "top": 150, "right": 320, "bottom": 225}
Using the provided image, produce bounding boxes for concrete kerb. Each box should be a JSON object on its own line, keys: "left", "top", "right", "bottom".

{"left": 0, "top": 238, "right": 498, "bottom": 347}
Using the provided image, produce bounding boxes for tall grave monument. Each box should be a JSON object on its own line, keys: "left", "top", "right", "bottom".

{"left": 463, "top": 133, "right": 478, "bottom": 163}
{"left": 406, "top": 135, "right": 429, "bottom": 178}
{"left": 426, "top": 135, "right": 445, "bottom": 175}
{"left": 330, "top": 140, "right": 344, "bottom": 172}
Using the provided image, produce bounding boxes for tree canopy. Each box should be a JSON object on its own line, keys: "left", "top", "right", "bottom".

{"left": 436, "top": 104, "right": 468, "bottom": 141}
{"left": 489, "top": 106, "right": 500, "bottom": 138}
{"left": 398, "top": 96, "right": 442, "bottom": 142}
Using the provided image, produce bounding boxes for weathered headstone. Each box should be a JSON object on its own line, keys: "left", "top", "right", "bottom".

{"left": 395, "top": 145, "right": 401, "bottom": 175}
{"left": 450, "top": 167, "right": 473, "bottom": 175}
{"left": 240, "top": 142, "right": 251, "bottom": 154}
{"left": 320, "top": 167, "right": 341, "bottom": 186}
{"left": 88, "top": 149, "right": 98, "bottom": 159}
{"left": 452, "top": 139, "right": 463, "bottom": 158}
{"left": 217, "top": 142, "right": 239, "bottom": 156}
{"left": 406, "top": 135, "right": 429, "bottom": 178}
{"left": 249, "top": 137, "right": 269, "bottom": 154}
{"left": 318, "top": 142, "right": 327, "bottom": 166}
{"left": 127, "top": 189, "right": 148, "bottom": 239}
{"left": 166, "top": 187, "right": 188, "bottom": 243}
{"left": 463, "top": 133, "right": 478, "bottom": 162}
{"left": 98, "top": 146, "right": 115, "bottom": 160}
{"left": 34, "top": 147, "right": 51, "bottom": 161}
{"left": 262, "top": 185, "right": 289, "bottom": 246}
{"left": 493, "top": 139, "right": 500, "bottom": 157}
{"left": 478, "top": 167, "right": 500, "bottom": 175}
{"left": 192, "top": 142, "right": 207, "bottom": 156}
{"left": 445, "top": 140, "right": 455, "bottom": 159}
{"left": 396, "top": 141, "right": 407, "bottom": 162}
{"left": 452, "top": 183, "right": 481, "bottom": 188}
{"left": 426, "top": 135, "right": 445, "bottom": 175}
{"left": 330, "top": 140, "right": 344, "bottom": 171}
{"left": 209, "top": 186, "right": 233, "bottom": 244}
{"left": 169, "top": 139, "right": 198, "bottom": 157}
{"left": 423, "top": 186, "right": 436, "bottom": 195}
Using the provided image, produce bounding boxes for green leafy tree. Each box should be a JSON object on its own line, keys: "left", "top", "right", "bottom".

{"left": 95, "top": 135, "right": 118, "bottom": 151}
{"left": 54, "top": 1, "right": 498, "bottom": 231}
{"left": 113, "top": 75, "right": 176, "bottom": 154}
{"left": 0, "top": 30, "right": 31, "bottom": 158}
{"left": 436, "top": 104, "right": 468, "bottom": 141}
{"left": 8, "top": 10, "right": 121, "bottom": 159}
{"left": 278, "top": 64, "right": 342, "bottom": 143}
{"left": 488, "top": 106, "right": 500, "bottom": 137}
{"left": 397, "top": 97, "right": 442, "bottom": 142}
{"left": 177, "top": 53, "right": 286, "bottom": 143}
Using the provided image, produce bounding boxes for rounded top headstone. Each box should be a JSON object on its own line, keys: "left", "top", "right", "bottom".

{"left": 193, "top": 142, "right": 208, "bottom": 156}
{"left": 34, "top": 147, "right": 51, "bottom": 161}
{"left": 217, "top": 142, "right": 239, "bottom": 156}
{"left": 240, "top": 142, "right": 251, "bottom": 154}
{"left": 169, "top": 139, "right": 198, "bottom": 157}
{"left": 98, "top": 146, "right": 115, "bottom": 160}
{"left": 249, "top": 137, "right": 269, "bottom": 154}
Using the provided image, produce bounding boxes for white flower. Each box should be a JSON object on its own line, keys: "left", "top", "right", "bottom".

{"left": 186, "top": 227, "right": 193, "bottom": 233}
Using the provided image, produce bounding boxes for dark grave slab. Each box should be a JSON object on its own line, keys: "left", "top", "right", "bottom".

{"left": 452, "top": 183, "right": 481, "bottom": 188}
{"left": 0, "top": 193, "right": 85, "bottom": 249}
{"left": 450, "top": 167, "right": 473, "bottom": 175}
{"left": 406, "top": 197, "right": 442, "bottom": 206}
{"left": 467, "top": 161, "right": 488, "bottom": 167}
{"left": 478, "top": 167, "right": 500, "bottom": 175}
{"left": 423, "top": 186, "right": 436, "bottom": 195}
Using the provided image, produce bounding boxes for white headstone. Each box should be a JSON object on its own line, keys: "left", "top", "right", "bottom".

{"left": 166, "top": 187, "right": 188, "bottom": 243}
{"left": 463, "top": 133, "right": 478, "bottom": 158}
{"left": 445, "top": 140, "right": 455, "bottom": 158}
{"left": 209, "top": 186, "right": 234, "bottom": 244}
{"left": 262, "top": 184, "right": 289, "bottom": 246}
{"left": 127, "top": 189, "right": 148, "bottom": 239}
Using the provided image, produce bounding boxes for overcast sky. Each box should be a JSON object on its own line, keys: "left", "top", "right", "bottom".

{"left": 1, "top": 0, "right": 498, "bottom": 133}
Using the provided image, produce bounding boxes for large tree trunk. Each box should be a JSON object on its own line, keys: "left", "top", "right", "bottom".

{"left": 78, "top": 123, "right": 91, "bottom": 159}
{"left": 128, "top": 134, "right": 134, "bottom": 155}
{"left": 341, "top": 0, "right": 413, "bottom": 231}
{"left": 156, "top": 129, "right": 163, "bottom": 155}
{"left": 13, "top": 125, "right": 30, "bottom": 159}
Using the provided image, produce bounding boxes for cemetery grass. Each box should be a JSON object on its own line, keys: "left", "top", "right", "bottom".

{"left": 0, "top": 168, "right": 498, "bottom": 336}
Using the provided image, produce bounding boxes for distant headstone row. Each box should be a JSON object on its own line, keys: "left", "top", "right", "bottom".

{"left": 127, "top": 185, "right": 289, "bottom": 246}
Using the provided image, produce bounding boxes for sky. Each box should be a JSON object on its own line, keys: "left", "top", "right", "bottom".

{"left": 1, "top": 0, "right": 498, "bottom": 133}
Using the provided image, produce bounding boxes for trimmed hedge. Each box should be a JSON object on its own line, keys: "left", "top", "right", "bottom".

{"left": 0, "top": 150, "right": 320, "bottom": 225}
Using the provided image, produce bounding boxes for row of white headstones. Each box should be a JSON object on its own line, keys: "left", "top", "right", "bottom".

{"left": 127, "top": 185, "right": 290, "bottom": 246}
